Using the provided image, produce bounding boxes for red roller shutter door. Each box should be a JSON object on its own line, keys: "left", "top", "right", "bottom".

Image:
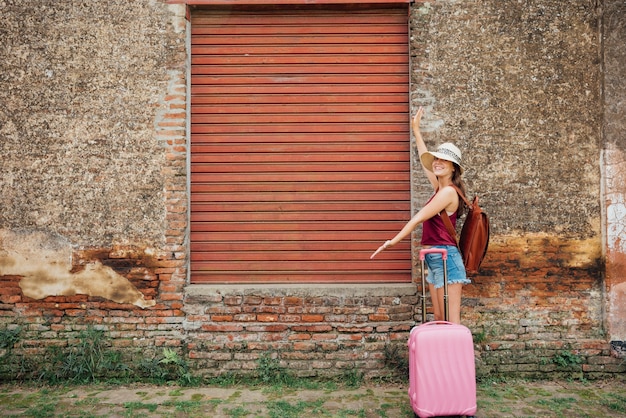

{"left": 190, "top": 4, "right": 411, "bottom": 283}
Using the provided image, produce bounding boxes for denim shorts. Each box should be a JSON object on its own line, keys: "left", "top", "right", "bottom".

{"left": 424, "top": 245, "right": 471, "bottom": 289}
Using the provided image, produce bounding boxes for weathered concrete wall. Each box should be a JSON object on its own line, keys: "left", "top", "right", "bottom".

{"left": 412, "top": 0, "right": 602, "bottom": 234}
{"left": 0, "top": 0, "right": 624, "bottom": 380}
{"left": 603, "top": 0, "right": 626, "bottom": 345}
{"left": 0, "top": 0, "right": 185, "bottom": 246}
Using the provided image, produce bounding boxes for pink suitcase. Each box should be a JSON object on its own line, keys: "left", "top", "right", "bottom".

{"left": 408, "top": 248, "right": 477, "bottom": 418}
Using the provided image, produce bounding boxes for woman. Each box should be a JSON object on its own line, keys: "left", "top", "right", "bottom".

{"left": 370, "top": 107, "right": 470, "bottom": 324}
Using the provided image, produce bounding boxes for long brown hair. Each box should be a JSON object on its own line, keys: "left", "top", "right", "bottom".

{"left": 451, "top": 163, "right": 467, "bottom": 217}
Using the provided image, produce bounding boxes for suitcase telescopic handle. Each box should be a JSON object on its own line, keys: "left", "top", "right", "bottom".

{"left": 419, "top": 248, "right": 448, "bottom": 260}
{"left": 419, "top": 248, "right": 449, "bottom": 323}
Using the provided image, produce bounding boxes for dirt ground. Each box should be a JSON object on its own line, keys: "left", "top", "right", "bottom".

{"left": 1, "top": 379, "right": 626, "bottom": 417}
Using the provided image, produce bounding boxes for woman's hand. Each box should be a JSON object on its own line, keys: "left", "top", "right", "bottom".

{"left": 411, "top": 106, "right": 424, "bottom": 131}
{"left": 370, "top": 240, "right": 393, "bottom": 259}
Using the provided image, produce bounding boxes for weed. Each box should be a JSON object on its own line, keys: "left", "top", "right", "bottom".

{"left": 22, "top": 391, "right": 59, "bottom": 418}
{"left": 0, "top": 327, "right": 21, "bottom": 349}
{"left": 206, "top": 371, "right": 245, "bottom": 387}
{"left": 23, "top": 402, "right": 57, "bottom": 418}
{"left": 341, "top": 366, "right": 364, "bottom": 389}
{"left": 257, "top": 353, "right": 294, "bottom": 386}
{"left": 382, "top": 343, "right": 408, "bottom": 378}
{"left": 334, "top": 408, "right": 366, "bottom": 417}
{"left": 74, "top": 396, "right": 100, "bottom": 407}
{"left": 224, "top": 405, "right": 251, "bottom": 417}
{"left": 228, "top": 390, "right": 243, "bottom": 401}
{"left": 473, "top": 329, "right": 488, "bottom": 344}
{"left": 376, "top": 402, "right": 394, "bottom": 417}
{"left": 168, "top": 387, "right": 184, "bottom": 397}
{"left": 159, "top": 347, "right": 196, "bottom": 386}
{"left": 602, "top": 392, "right": 626, "bottom": 414}
{"left": 552, "top": 350, "right": 583, "bottom": 368}
{"left": 39, "top": 327, "right": 129, "bottom": 384}
{"left": 138, "top": 347, "right": 197, "bottom": 386}
{"left": 266, "top": 399, "right": 326, "bottom": 418}
{"left": 163, "top": 399, "right": 204, "bottom": 413}
{"left": 0, "top": 326, "right": 28, "bottom": 380}
{"left": 123, "top": 401, "right": 158, "bottom": 413}
{"left": 535, "top": 396, "right": 577, "bottom": 416}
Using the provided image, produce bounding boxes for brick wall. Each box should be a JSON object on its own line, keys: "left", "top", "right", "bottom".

{"left": 184, "top": 285, "right": 416, "bottom": 378}
{"left": 1, "top": 0, "right": 625, "bottom": 382}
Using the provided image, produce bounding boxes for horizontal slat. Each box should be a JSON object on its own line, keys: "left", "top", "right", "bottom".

{"left": 191, "top": 172, "right": 409, "bottom": 183}
{"left": 190, "top": 230, "right": 404, "bottom": 241}
{"left": 192, "top": 24, "right": 407, "bottom": 36}
{"left": 192, "top": 12, "right": 407, "bottom": 26}
{"left": 190, "top": 240, "right": 409, "bottom": 251}
{"left": 192, "top": 85, "right": 408, "bottom": 95}
{"left": 192, "top": 34, "right": 407, "bottom": 46}
{"left": 186, "top": 0, "right": 409, "bottom": 4}
{"left": 192, "top": 123, "right": 409, "bottom": 134}
{"left": 191, "top": 162, "right": 408, "bottom": 173}
{"left": 191, "top": 210, "right": 407, "bottom": 221}
{"left": 191, "top": 133, "right": 407, "bottom": 143}
{"left": 191, "top": 113, "right": 408, "bottom": 125}
{"left": 191, "top": 142, "right": 408, "bottom": 153}
{"left": 191, "top": 221, "right": 408, "bottom": 233}
{"left": 191, "top": 259, "right": 410, "bottom": 271}
{"left": 191, "top": 154, "right": 407, "bottom": 164}
{"left": 191, "top": 103, "right": 408, "bottom": 114}
{"left": 185, "top": 0, "right": 409, "bottom": 4}
{"left": 190, "top": 190, "right": 407, "bottom": 201}
{"left": 192, "top": 64, "right": 407, "bottom": 76}
{"left": 192, "top": 55, "right": 407, "bottom": 66}
{"left": 191, "top": 74, "right": 408, "bottom": 86}
{"left": 190, "top": 272, "right": 410, "bottom": 284}
{"left": 191, "top": 44, "right": 407, "bottom": 55}
{"left": 192, "top": 93, "right": 404, "bottom": 105}
{"left": 190, "top": 250, "right": 408, "bottom": 261}
{"left": 190, "top": 180, "right": 407, "bottom": 192}
{"left": 191, "top": 200, "right": 409, "bottom": 211}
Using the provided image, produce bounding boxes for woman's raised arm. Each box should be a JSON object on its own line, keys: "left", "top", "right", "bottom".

{"left": 412, "top": 107, "right": 438, "bottom": 189}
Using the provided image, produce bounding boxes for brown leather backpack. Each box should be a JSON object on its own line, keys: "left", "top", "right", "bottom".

{"left": 440, "top": 186, "right": 490, "bottom": 275}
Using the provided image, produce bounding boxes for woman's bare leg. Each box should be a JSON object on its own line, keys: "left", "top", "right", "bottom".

{"left": 429, "top": 283, "right": 443, "bottom": 321}
{"left": 447, "top": 283, "right": 463, "bottom": 324}
{"left": 429, "top": 283, "right": 463, "bottom": 323}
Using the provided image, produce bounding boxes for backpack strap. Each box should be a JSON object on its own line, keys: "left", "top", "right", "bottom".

{"left": 449, "top": 184, "right": 471, "bottom": 207}
{"left": 439, "top": 185, "right": 470, "bottom": 246}
{"left": 440, "top": 210, "right": 459, "bottom": 246}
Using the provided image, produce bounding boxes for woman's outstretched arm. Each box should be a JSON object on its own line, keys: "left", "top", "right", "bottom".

{"left": 370, "top": 186, "right": 457, "bottom": 259}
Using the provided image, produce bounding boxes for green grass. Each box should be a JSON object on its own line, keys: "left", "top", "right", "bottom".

{"left": 266, "top": 399, "right": 327, "bottom": 418}
{"left": 0, "top": 378, "right": 625, "bottom": 417}
{"left": 224, "top": 405, "right": 251, "bottom": 417}
{"left": 602, "top": 393, "right": 626, "bottom": 414}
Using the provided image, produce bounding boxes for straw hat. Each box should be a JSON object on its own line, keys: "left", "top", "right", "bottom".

{"left": 420, "top": 142, "right": 464, "bottom": 174}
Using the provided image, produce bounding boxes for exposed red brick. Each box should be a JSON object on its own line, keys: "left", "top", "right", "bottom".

{"left": 302, "top": 314, "right": 324, "bottom": 322}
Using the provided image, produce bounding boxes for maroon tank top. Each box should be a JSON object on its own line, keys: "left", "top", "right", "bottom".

{"left": 421, "top": 194, "right": 458, "bottom": 246}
